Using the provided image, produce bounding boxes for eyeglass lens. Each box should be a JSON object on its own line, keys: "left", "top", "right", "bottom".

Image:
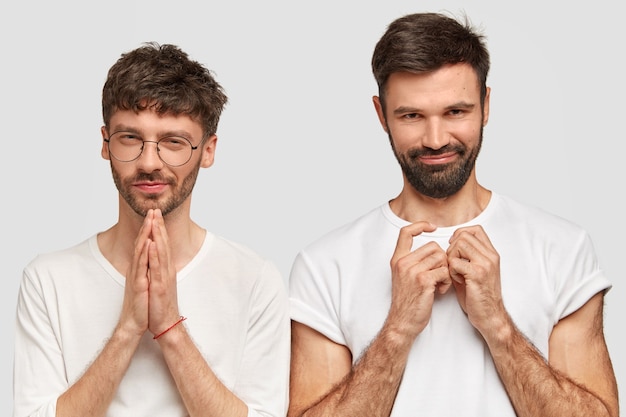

{"left": 107, "top": 132, "right": 194, "bottom": 166}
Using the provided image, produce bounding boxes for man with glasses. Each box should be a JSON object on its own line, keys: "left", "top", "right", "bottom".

{"left": 13, "top": 43, "right": 290, "bottom": 417}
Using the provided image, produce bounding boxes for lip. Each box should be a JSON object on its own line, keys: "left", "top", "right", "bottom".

{"left": 134, "top": 182, "right": 168, "bottom": 193}
{"left": 419, "top": 152, "right": 457, "bottom": 165}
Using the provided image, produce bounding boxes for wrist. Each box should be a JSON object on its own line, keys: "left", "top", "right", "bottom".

{"left": 153, "top": 316, "right": 187, "bottom": 340}
{"left": 481, "top": 313, "right": 515, "bottom": 350}
{"left": 379, "top": 320, "right": 419, "bottom": 352}
{"left": 112, "top": 322, "right": 145, "bottom": 349}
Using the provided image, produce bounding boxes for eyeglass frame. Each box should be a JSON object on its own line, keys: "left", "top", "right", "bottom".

{"left": 103, "top": 130, "right": 200, "bottom": 167}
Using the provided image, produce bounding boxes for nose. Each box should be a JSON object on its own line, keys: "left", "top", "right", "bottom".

{"left": 136, "top": 140, "right": 164, "bottom": 171}
{"left": 421, "top": 118, "right": 449, "bottom": 150}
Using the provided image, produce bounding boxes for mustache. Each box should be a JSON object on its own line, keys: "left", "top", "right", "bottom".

{"left": 407, "top": 144, "right": 466, "bottom": 159}
{"left": 130, "top": 172, "right": 172, "bottom": 183}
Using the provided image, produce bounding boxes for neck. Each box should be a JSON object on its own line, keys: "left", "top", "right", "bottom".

{"left": 97, "top": 200, "right": 205, "bottom": 275}
{"left": 390, "top": 176, "right": 491, "bottom": 227}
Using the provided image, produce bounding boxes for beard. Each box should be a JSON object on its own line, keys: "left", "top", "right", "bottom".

{"left": 390, "top": 126, "right": 483, "bottom": 199}
{"left": 111, "top": 158, "right": 201, "bottom": 217}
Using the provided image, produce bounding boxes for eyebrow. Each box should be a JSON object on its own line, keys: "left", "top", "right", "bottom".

{"left": 393, "top": 101, "right": 476, "bottom": 115}
{"left": 446, "top": 101, "right": 476, "bottom": 110}
{"left": 110, "top": 125, "right": 194, "bottom": 139}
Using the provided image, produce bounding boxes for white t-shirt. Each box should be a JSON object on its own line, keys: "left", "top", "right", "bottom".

{"left": 289, "top": 193, "right": 611, "bottom": 416}
{"left": 15, "top": 232, "right": 290, "bottom": 417}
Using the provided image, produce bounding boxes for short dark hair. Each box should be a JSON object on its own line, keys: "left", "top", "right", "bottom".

{"left": 372, "top": 12, "right": 490, "bottom": 110}
{"left": 102, "top": 42, "right": 228, "bottom": 138}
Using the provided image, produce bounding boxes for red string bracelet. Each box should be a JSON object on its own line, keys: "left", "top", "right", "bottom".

{"left": 153, "top": 316, "right": 187, "bottom": 340}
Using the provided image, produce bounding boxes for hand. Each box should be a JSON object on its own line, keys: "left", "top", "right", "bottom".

{"left": 387, "top": 222, "right": 452, "bottom": 339}
{"left": 145, "top": 209, "right": 181, "bottom": 339}
{"left": 446, "top": 225, "right": 505, "bottom": 335}
{"left": 118, "top": 210, "right": 153, "bottom": 337}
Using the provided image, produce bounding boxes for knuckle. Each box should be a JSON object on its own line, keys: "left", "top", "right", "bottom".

{"left": 394, "top": 255, "right": 412, "bottom": 272}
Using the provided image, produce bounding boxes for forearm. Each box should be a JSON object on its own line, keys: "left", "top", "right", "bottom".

{"left": 488, "top": 319, "right": 612, "bottom": 417}
{"left": 56, "top": 327, "right": 141, "bottom": 417}
{"left": 157, "top": 325, "right": 248, "bottom": 417}
{"left": 299, "top": 325, "right": 412, "bottom": 417}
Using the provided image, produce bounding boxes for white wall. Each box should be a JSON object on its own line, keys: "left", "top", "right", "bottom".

{"left": 2, "top": 0, "right": 623, "bottom": 412}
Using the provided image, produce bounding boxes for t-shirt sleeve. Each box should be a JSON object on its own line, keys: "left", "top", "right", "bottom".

{"left": 236, "top": 260, "right": 291, "bottom": 417}
{"left": 552, "top": 229, "right": 612, "bottom": 321}
{"left": 13, "top": 262, "right": 63, "bottom": 417}
{"left": 288, "top": 250, "right": 346, "bottom": 346}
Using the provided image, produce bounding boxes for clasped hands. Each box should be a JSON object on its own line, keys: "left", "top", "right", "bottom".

{"left": 119, "top": 208, "right": 182, "bottom": 340}
{"left": 389, "top": 221, "right": 504, "bottom": 338}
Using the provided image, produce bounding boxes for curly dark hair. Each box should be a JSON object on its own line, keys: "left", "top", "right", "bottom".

{"left": 102, "top": 42, "right": 227, "bottom": 138}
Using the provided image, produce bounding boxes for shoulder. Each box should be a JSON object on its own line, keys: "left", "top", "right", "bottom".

{"left": 208, "top": 233, "right": 271, "bottom": 265}
{"left": 301, "top": 204, "right": 391, "bottom": 255}
{"left": 492, "top": 193, "right": 588, "bottom": 236}
{"left": 20, "top": 237, "right": 97, "bottom": 298}
{"left": 24, "top": 237, "right": 93, "bottom": 275}
{"left": 205, "top": 232, "right": 283, "bottom": 285}
{"left": 488, "top": 193, "right": 597, "bottom": 263}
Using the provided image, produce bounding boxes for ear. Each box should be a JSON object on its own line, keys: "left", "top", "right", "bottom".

{"left": 482, "top": 87, "right": 491, "bottom": 127}
{"left": 372, "top": 96, "right": 389, "bottom": 133}
{"left": 200, "top": 134, "right": 218, "bottom": 168}
{"left": 100, "top": 126, "right": 111, "bottom": 160}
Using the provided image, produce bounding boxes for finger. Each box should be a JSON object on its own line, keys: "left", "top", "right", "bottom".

{"left": 398, "top": 241, "right": 447, "bottom": 273}
{"left": 448, "top": 257, "right": 471, "bottom": 283}
{"left": 148, "top": 237, "right": 159, "bottom": 265}
{"left": 126, "top": 237, "right": 151, "bottom": 293}
{"left": 150, "top": 209, "right": 169, "bottom": 248}
{"left": 447, "top": 228, "right": 490, "bottom": 263}
{"left": 449, "top": 225, "right": 494, "bottom": 253}
{"left": 133, "top": 209, "right": 154, "bottom": 253}
{"left": 434, "top": 266, "right": 453, "bottom": 294}
{"left": 127, "top": 210, "right": 153, "bottom": 279}
{"left": 449, "top": 224, "right": 484, "bottom": 241}
{"left": 149, "top": 210, "right": 172, "bottom": 279}
{"left": 451, "top": 279, "right": 467, "bottom": 313}
{"left": 391, "top": 221, "right": 437, "bottom": 265}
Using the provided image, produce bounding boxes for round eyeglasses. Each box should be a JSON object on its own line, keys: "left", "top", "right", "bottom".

{"left": 104, "top": 131, "right": 198, "bottom": 167}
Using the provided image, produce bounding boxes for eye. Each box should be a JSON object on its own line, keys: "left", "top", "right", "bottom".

{"left": 402, "top": 113, "right": 420, "bottom": 120}
{"left": 159, "top": 136, "right": 190, "bottom": 150}
{"left": 114, "top": 132, "right": 142, "bottom": 144}
{"left": 448, "top": 107, "right": 473, "bottom": 118}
